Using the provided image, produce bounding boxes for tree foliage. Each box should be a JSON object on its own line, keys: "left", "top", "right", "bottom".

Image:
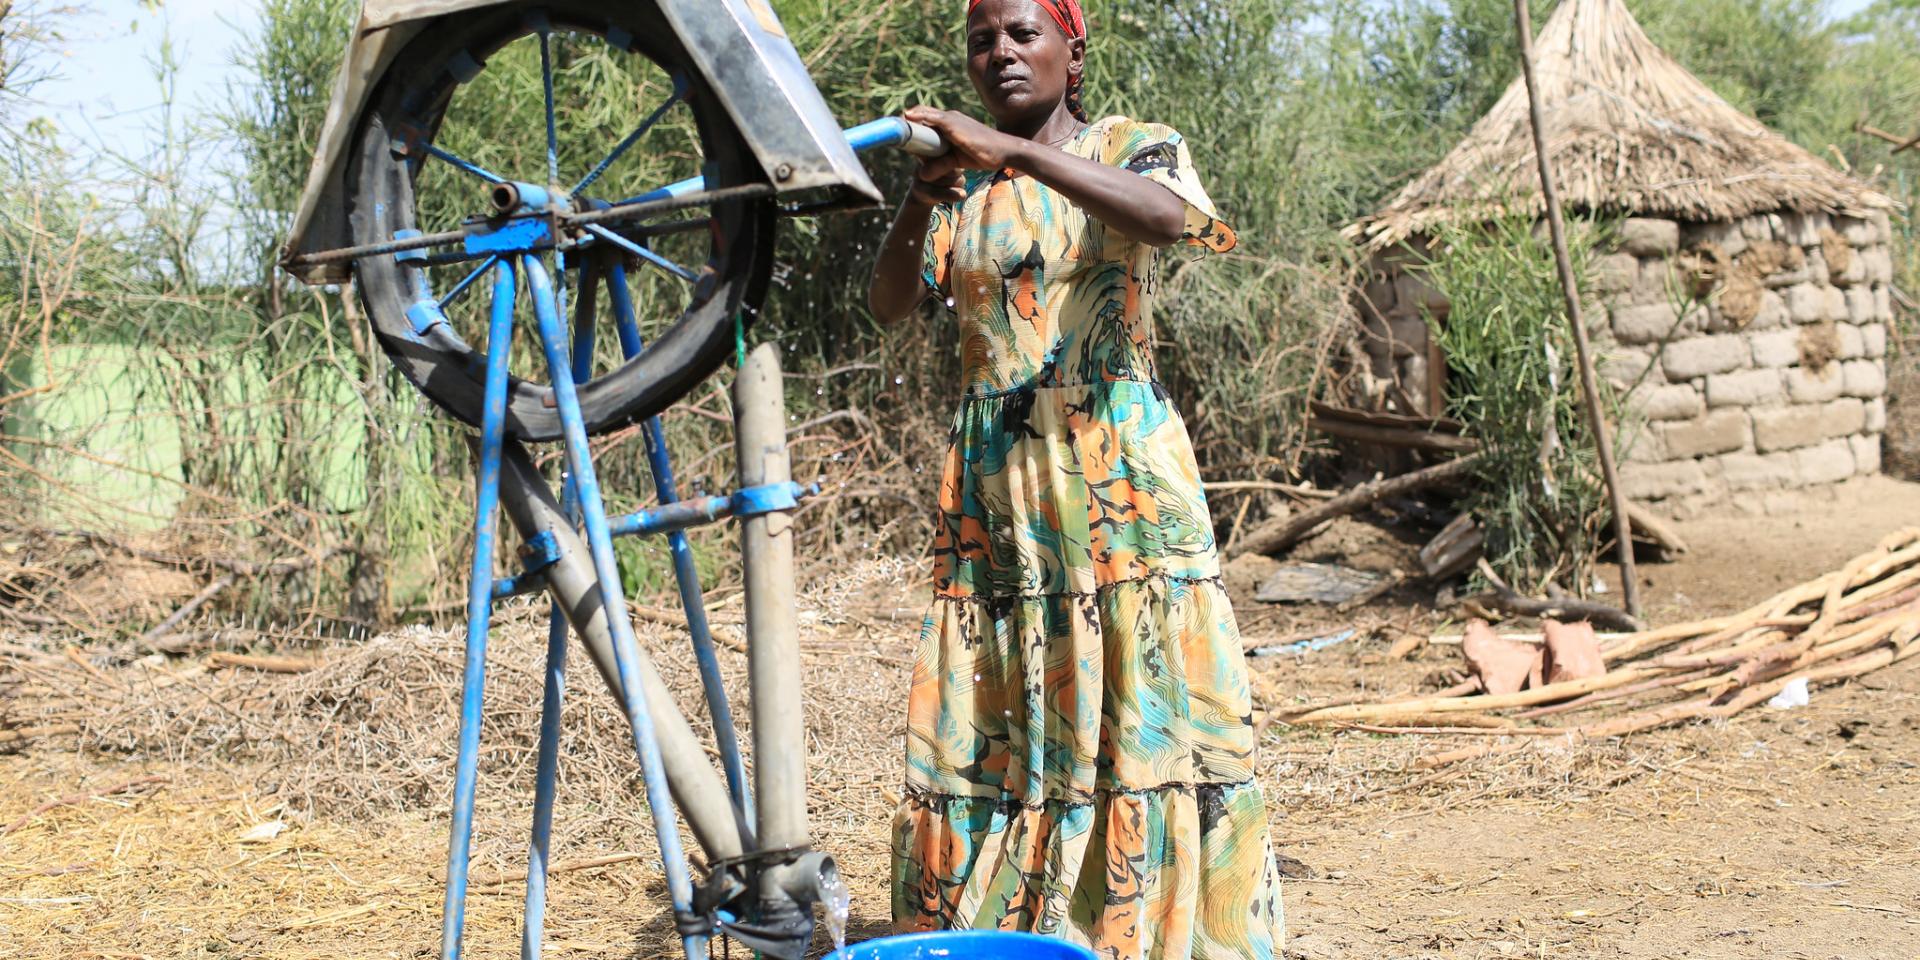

{"left": 2, "top": 0, "right": 1915, "bottom": 622}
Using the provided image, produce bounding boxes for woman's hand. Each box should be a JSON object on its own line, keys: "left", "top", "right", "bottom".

{"left": 905, "top": 106, "right": 1024, "bottom": 173}
{"left": 909, "top": 158, "right": 966, "bottom": 207}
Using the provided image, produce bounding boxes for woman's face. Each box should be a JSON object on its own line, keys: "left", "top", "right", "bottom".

{"left": 965, "top": 0, "right": 1082, "bottom": 128}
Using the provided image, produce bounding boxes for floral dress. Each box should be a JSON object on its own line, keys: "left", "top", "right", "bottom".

{"left": 889, "top": 116, "right": 1285, "bottom": 959}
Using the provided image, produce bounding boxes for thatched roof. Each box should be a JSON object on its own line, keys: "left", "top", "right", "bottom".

{"left": 1346, "top": 0, "right": 1892, "bottom": 250}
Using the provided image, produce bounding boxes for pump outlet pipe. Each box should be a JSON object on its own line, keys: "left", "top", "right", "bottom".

{"left": 733, "top": 344, "right": 813, "bottom": 886}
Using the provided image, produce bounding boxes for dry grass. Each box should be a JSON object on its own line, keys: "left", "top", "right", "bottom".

{"left": 1, "top": 555, "right": 922, "bottom": 959}
{"left": 6, "top": 512, "right": 1920, "bottom": 958}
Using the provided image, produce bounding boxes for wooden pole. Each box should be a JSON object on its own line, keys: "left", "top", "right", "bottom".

{"left": 1510, "top": 0, "right": 1641, "bottom": 618}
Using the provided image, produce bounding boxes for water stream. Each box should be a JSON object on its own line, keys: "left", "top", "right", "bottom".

{"left": 819, "top": 870, "right": 852, "bottom": 954}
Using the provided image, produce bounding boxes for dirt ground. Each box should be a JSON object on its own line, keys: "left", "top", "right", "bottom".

{"left": 3, "top": 478, "right": 1919, "bottom": 959}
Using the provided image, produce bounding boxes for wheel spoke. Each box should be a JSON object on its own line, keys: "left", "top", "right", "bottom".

{"left": 584, "top": 225, "right": 698, "bottom": 282}
{"left": 428, "top": 144, "right": 505, "bottom": 184}
{"left": 438, "top": 256, "right": 500, "bottom": 310}
{"left": 570, "top": 75, "right": 687, "bottom": 198}
{"left": 540, "top": 26, "right": 558, "bottom": 187}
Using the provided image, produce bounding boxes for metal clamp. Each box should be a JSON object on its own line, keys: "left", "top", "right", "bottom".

{"left": 518, "top": 530, "right": 564, "bottom": 575}
{"left": 729, "top": 481, "right": 818, "bottom": 519}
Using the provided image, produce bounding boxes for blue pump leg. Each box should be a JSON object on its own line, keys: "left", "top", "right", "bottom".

{"left": 521, "top": 256, "right": 704, "bottom": 960}
{"left": 605, "top": 262, "right": 753, "bottom": 827}
{"left": 440, "top": 260, "right": 518, "bottom": 960}
{"left": 521, "top": 259, "right": 602, "bottom": 960}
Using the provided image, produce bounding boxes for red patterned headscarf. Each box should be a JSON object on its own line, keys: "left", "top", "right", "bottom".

{"left": 966, "top": 0, "right": 1089, "bottom": 121}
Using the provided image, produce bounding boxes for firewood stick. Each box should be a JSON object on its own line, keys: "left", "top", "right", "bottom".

{"left": 1809, "top": 553, "right": 1875, "bottom": 638}
{"left": 1662, "top": 615, "right": 1815, "bottom": 660}
{"left": 1711, "top": 633, "right": 1920, "bottom": 717}
{"left": 1343, "top": 723, "right": 1570, "bottom": 736}
{"left": 1576, "top": 691, "right": 1722, "bottom": 739}
{"left": 1287, "top": 666, "right": 1668, "bottom": 725}
{"left": 1226, "top": 454, "right": 1483, "bottom": 559}
{"left": 1515, "top": 667, "right": 1719, "bottom": 719}
{"left": 1473, "top": 585, "right": 1644, "bottom": 632}
{"left": 1347, "top": 712, "right": 1513, "bottom": 729}
{"left": 1655, "top": 629, "right": 1797, "bottom": 670}
{"left": 1727, "top": 605, "right": 1916, "bottom": 686}
{"left": 1421, "top": 632, "right": 1919, "bottom": 768}
{"left": 206, "top": 651, "right": 323, "bottom": 674}
{"left": 1599, "top": 615, "right": 1741, "bottom": 661}
{"left": 1838, "top": 566, "right": 1920, "bottom": 613}
{"left": 1677, "top": 614, "right": 1916, "bottom": 696}
{"left": 1794, "top": 613, "right": 1920, "bottom": 669}
{"left": 1420, "top": 692, "right": 1720, "bottom": 768}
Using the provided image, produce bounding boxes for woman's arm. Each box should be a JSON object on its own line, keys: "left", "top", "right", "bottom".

{"left": 867, "top": 162, "right": 964, "bottom": 324}
{"left": 905, "top": 107, "right": 1186, "bottom": 248}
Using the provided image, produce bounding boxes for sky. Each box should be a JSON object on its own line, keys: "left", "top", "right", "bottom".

{"left": 27, "top": 0, "right": 264, "bottom": 165}
{"left": 16, "top": 0, "right": 1887, "bottom": 185}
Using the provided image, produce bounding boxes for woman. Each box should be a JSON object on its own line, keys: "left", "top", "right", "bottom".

{"left": 867, "top": 0, "right": 1285, "bottom": 956}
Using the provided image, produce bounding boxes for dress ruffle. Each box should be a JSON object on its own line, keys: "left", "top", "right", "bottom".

{"left": 891, "top": 779, "right": 1284, "bottom": 958}
{"left": 907, "top": 575, "right": 1256, "bottom": 799}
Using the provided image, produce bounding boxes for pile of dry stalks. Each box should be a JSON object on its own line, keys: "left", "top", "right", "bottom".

{"left": 1280, "top": 527, "right": 1920, "bottom": 767}
{"left": 1, "top": 555, "right": 917, "bottom": 860}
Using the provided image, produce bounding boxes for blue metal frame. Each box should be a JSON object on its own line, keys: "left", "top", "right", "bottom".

{"left": 440, "top": 259, "right": 518, "bottom": 960}
{"left": 606, "top": 261, "right": 754, "bottom": 825}
{"left": 425, "top": 116, "right": 929, "bottom": 960}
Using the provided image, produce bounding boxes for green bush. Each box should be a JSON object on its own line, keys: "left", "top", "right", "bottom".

{"left": 1416, "top": 214, "right": 1615, "bottom": 595}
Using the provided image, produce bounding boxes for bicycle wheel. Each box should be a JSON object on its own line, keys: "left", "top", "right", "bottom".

{"left": 348, "top": 1, "right": 775, "bottom": 441}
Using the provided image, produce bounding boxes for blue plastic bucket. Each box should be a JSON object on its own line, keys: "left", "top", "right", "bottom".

{"left": 827, "top": 931, "right": 1097, "bottom": 959}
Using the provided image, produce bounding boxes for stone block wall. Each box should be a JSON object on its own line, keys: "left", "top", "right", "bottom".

{"left": 1597, "top": 210, "right": 1892, "bottom": 504}
{"left": 1349, "top": 208, "right": 1894, "bottom": 507}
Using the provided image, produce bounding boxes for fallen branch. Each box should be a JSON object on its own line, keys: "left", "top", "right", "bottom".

{"left": 141, "top": 574, "right": 236, "bottom": 648}
{"left": 1228, "top": 454, "right": 1483, "bottom": 559}
{"left": 1469, "top": 585, "right": 1644, "bottom": 632}
{"left": 1202, "top": 480, "right": 1337, "bottom": 500}
{"left": 1308, "top": 417, "right": 1479, "bottom": 454}
{"left": 1621, "top": 501, "right": 1688, "bottom": 555}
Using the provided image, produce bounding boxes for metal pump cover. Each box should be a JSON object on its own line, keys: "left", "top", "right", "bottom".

{"left": 281, "top": 0, "right": 881, "bottom": 284}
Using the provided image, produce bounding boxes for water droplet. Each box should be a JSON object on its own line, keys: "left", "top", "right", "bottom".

{"left": 893, "top": 375, "right": 904, "bottom": 385}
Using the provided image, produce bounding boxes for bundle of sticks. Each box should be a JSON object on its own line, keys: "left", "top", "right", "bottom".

{"left": 1279, "top": 527, "right": 1920, "bottom": 769}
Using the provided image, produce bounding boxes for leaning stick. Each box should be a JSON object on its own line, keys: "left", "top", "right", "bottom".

{"left": 1510, "top": 0, "right": 1639, "bottom": 618}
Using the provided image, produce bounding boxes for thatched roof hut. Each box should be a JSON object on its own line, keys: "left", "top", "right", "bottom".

{"left": 1346, "top": 0, "right": 1899, "bottom": 506}
{"left": 1346, "top": 0, "right": 1891, "bottom": 251}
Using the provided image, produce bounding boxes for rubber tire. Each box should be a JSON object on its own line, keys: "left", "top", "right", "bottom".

{"left": 348, "top": 2, "right": 773, "bottom": 442}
